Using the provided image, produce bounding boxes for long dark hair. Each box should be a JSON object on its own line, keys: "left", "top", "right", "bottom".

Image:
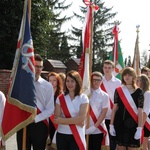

{"left": 65, "top": 70, "right": 82, "bottom": 96}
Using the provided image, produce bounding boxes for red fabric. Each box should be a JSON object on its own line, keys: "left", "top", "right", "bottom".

{"left": 90, "top": 106, "right": 107, "bottom": 145}
{"left": 78, "top": 6, "right": 92, "bottom": 79}
{"left": 50, "top": 115, "right": 58, "bottom": 129}
{"left": 2, "top": 100, "right": 31, "bottom": 136}
{"left": 59, "top": 94, "right": 85, "bottom": 150}
{"left": 112, "top": 25, "right": 118, "bottom": 62}
{"left": 100, "top": 83, "right": 114, "bottom": 109}
{"left": 37, "top": 108, "right": 48, "bottom": 127}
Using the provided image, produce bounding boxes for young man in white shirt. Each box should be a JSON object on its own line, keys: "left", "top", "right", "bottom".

{"left": 101, "top": 60, "right": 121, "bottom": 150}
{"left": 17, "top": 54, "right": 54, "bottom": 150}
{"left": 86, "top": 71, "right": 109, "bottom": 150}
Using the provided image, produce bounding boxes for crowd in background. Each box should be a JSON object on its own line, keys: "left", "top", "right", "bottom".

{"left": 0, "top": 55, "right": 150, "bottom": 150}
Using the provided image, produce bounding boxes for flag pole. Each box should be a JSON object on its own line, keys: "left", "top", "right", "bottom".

{"left": 86, "top": 2, "right": 94, "bottom": 150}
{"left": 22, "top": 1, "right": 31, "bottom": 150}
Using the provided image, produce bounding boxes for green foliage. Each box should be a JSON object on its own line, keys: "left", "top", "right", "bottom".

{"left": 70, "top": 0, "right": 117, "bottom": 72}
{"left": 0, "top": 0, "right": 72, "bottom": 69}
{"left": 0, "top": 0, "right": 23, "bottom": 69}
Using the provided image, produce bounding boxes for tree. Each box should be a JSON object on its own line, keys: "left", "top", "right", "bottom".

{"left": 59, "top": 35, "right": 72, "bottom": 63}
{"left": 31, "top": 0, "right": 72, "bottom": 61}
{"left": 0, "top": 0, "right": 72, "bottom": 69}
{"left": 70, "top": 0, "right": 117, "bottom": 71}
{"left": 140, "top": 49, "right": 148, "bottom": 67}
{"left": 124, "top": 56, "right": 132, "bottom": 67}
{"left": 0, "top": 0, "right": 24, "bottom": 69}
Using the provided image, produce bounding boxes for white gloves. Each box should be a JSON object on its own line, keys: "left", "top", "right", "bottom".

{"left": 85, "top": 126, "right": 97, "bottom": 135}
{"left": 134, "top": 127, "right": 142, "bottom": 140}
{"left": 109, "top": 124, "right": 116, "bottom": 136}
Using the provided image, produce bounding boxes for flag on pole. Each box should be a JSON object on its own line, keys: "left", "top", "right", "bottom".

{"left": 78, "top": 5, "right": 92, "bottom": 96}
{"left": 1, "top": 0, "right": 36, "bottom": 141}
{"left": 109, "top": 25, "right": 124, "bottom": 79}
{"left": 132, "top": 26, "right": 140, "bottom": 75}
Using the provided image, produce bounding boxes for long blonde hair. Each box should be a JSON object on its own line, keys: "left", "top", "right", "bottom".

{"left": 140, "top": 74, "right": 150, "bottom": 92}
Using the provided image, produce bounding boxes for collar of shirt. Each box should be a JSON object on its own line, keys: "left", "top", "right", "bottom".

{"left": 92, "top": 88, "right": 101, "bottom": 94}
{"left": 103, "top": 75, "right": 116, "bottom": 82}
{"left": 35, "top": 76, "right": 43, "bottom": 84}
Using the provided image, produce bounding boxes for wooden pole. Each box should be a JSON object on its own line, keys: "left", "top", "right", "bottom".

{"left": 86, "top": 3, "right": 94, "bottom": 150}
{"left": 22, "top": 127, "right": 27, "bottom": 150}
{"left": 28, "top": 0, "right": 31, "bottom": 25}
{"left": 22, "top": 1, "right": 31, "bottom": 150}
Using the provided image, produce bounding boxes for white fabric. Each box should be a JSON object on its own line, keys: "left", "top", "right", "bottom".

{"left": 134, "top": 127, "right": 142, "bottom": 140}
{"left": 56, "top": 93, "right": 89, "bottom": 134}
{"left": 102, "top": 76, "right": 121, "bottom": 119}
{"left": 121, "top": 85, "right": 138, "bottom": 115}
{"left": 85, "top": 126, "right": 97, "bottom": 134}
{"left": 34, "top": 76, "right": 54, "bottom": 123}
{"left": 143, "top": 91, "right": 150, "bottom": 129}
{"left": 0, "top": 91, "right": 6, "bottom": 146}
{"left": 109, "top": 124, "right": 116, "bottom": 136}
{"left": 56, "top": 93, "right": 89, "bottom": 150}
{"left": 89, "top": 88, "right": 109, "bottom": 135}
{"left": 143, "top": 91, "right": 150, "bottom": 116}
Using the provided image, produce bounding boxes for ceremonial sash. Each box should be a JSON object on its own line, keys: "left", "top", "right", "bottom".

{"left": 116, "top": 86, "right": 138, "bottom": 123}
{"left": 50, "top": 115, "right": 58, "bottom": 129}
{"left": 116, "top": 86, "right": 144, "bottom": 142}
{"left": 100, "top": 83, "right": 113, "bottom": 109}
{"left": 37, "top": 108, "right": 48, "bottom": 127}
{"left": 145, "top": 117, "right": 150, "bottom": 131}
{"left": 90, "top": 106, "right": 109, "bottom": 146}
{"left": 59, "top": 94, "right": 86, "bottom": 150}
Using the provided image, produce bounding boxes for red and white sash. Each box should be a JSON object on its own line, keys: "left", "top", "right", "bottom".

{"left": 37, "top": 108, "right": 49, "bottom": 127}
{"left": 116, "top": 86, "right": 144, "bottom": 142}
{"left": 50, "top": 115, "right": 58, "bottom": 129}
{"left": 145, "top": 118, "right": 150, "bottom": 131}
{"left": 90, "top": 105, "right": 109, "bottom": 146}
{"left": 100, "top": 83, "right": 114, "bottom": 109}
{"left": 59, "top": 94, "right": 86, "bottom": 150}
{"left": 116, "top": 86, "right": 138, "bottom": 123}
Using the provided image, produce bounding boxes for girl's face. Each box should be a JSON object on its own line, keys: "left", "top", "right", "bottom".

{"left": 49, "top": 76, "right": 57, "bottom": 89}
{"left": 136, "top": 77, "right": 141, "bottom": 87}
{"left": 66, "top": 76, "right": 76, "bottom": 93}
{"left": 123, "top": 73, "right": 134, "bottom": 85}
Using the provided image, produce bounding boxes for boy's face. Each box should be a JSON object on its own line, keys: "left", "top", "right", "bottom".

{"left": 103, "top": 63, "right": 114, "bottom": 76}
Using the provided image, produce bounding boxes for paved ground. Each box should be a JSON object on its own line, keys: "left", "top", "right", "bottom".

{"left": 6, "top": 133, "right": 17, "bottom": 150}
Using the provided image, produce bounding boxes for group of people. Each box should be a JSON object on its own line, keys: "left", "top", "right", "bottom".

{"left": 0, "top": 54, "right": 150, "bottom": 150}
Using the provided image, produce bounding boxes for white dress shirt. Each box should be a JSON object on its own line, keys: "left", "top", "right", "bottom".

{"left": 34, "top": 76, "right": 54, "bottom": 123}
{"left": 102, "top": 75, "right": 121, "bottom": 120}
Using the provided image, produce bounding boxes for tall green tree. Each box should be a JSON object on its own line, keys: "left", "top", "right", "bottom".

{"left": 0, "top": 0, "right": 72, "bottom": 69}
{"left": 31, "top": 0, "right": 72, "bottom": 61}
{"left": 0, "top": 0, "right": 24, "bottom": 69}
{"left": 70, "top": 0, "right": 117, "bottom": 72}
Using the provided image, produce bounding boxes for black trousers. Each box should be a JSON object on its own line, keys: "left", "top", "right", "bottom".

{"left": 49, "top": 118, "right": 56, "bottom": 144}
{"left": 56, "top": 132, "right": 79, "bottom": 150}
{"left": 105, "top": 119, "right": 116, "bottom": 150}
{"left": 88, "top": 133, "right": 103, "bottom": 150}
{"left": 17, "top": 121, "right": 48, "bottom": 150}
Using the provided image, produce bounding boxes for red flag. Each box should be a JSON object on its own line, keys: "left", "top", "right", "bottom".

{"left": 78, "top": 6, "right": 92, "bottom": 96}
{"left": 1, "top": 0, "right": 36, "bottom": 141}
{"left": 132, "top": 26, "right": 140, "bottom": 75}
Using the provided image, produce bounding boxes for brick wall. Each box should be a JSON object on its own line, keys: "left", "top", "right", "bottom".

{"left": 0, "top": 70, "right": 11, "bottom": 96}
